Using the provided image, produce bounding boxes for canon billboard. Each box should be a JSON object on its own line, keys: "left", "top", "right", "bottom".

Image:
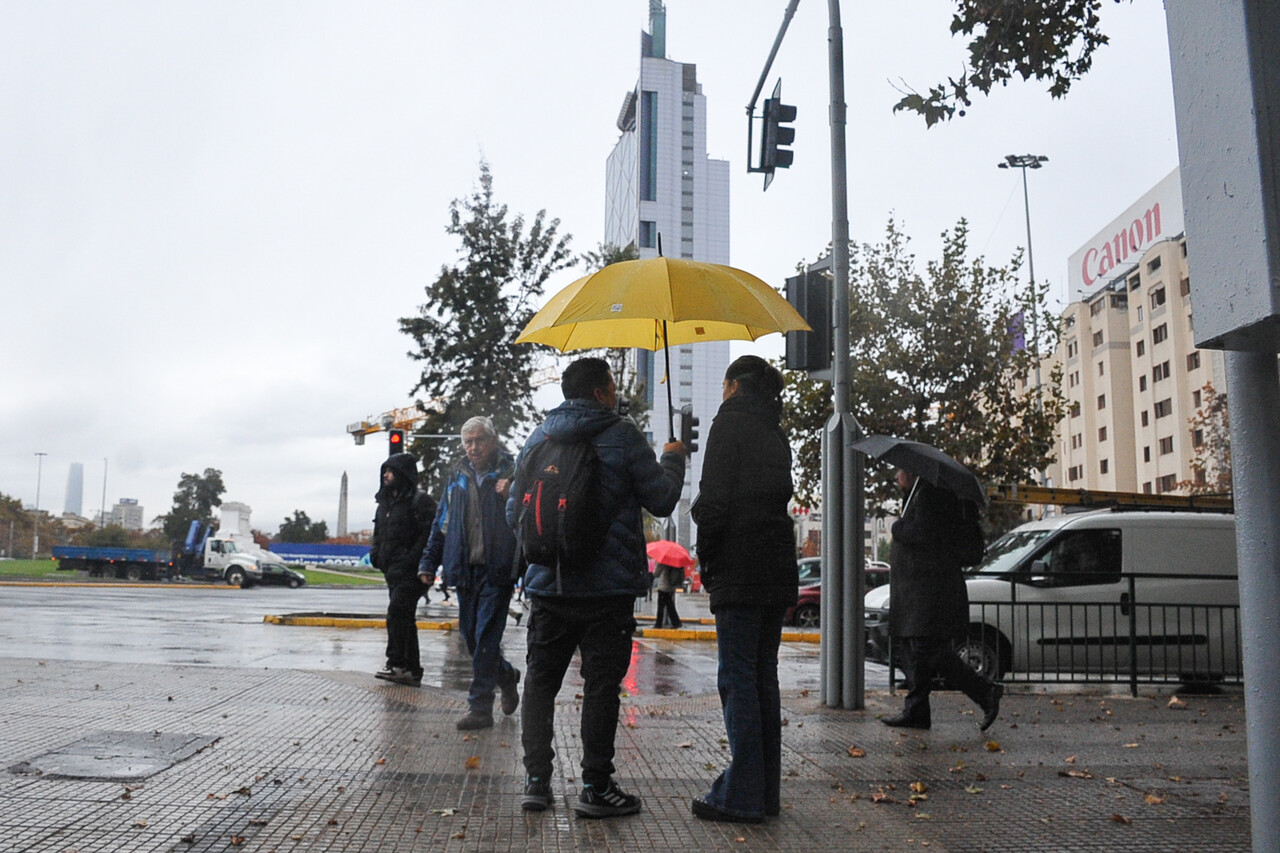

{"left": 1068, "top": 168, "right": 1185, "bottom": 299}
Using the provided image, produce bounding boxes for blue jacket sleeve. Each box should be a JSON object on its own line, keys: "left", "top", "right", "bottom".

{"left": 418, "top": 492, "right": 447, "bottom": 575}
{"left": 624, "top": 424, "right": 685, "bottom": 517}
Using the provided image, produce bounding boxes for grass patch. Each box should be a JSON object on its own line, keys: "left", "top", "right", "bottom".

{"left": 299, "top": 567, "right": 385, "bottom": 587}
{"left": 0, "top": 559, "right": 65, "bottom": 578}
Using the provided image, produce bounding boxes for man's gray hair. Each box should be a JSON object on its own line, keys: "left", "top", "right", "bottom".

{"left": 459, "top": 416, "right": 497, "bottom": 440}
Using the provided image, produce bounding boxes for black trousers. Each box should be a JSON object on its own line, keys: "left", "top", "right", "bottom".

{"left": 655, "top": 591, "right": 682, "bottom": 628}
{"left": 521, "top": 595, "right": 635, "bottom": 787}
{"left": 897, "top": 636, "right": 994, "bottom": 725}
{"left": 385, "top": 570, "right": 428, "bottom": 676}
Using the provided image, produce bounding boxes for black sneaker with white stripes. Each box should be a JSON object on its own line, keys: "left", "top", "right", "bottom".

{"left": 573, "top": 781, "right": 641, "bottom": 818}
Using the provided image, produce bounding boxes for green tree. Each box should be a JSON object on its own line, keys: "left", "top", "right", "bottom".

{"left": 782, "top": 218, "right": 1065, "bottom": 533}
{"left": 895, "top": 0, "right": 1123, "bottom": 126}
{"left": 276, "top": 510, "right": 329, "bottom": 543}
{"left": 399, "top": 161, "right": 576, "bottom": 491}
{"left": 156, "top": 468, "right": 225, "bottom": 543}
{"left": 580, "top": 241, "right": 651, "bottom": 431}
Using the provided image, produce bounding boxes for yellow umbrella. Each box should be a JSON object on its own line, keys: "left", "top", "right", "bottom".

{"left": 515, "top": 256, "right": 811, "bottom": 438}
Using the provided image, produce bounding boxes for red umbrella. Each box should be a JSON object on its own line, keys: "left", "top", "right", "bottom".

{"left": 646, "top": 540, "right": 696, "bottom": 569}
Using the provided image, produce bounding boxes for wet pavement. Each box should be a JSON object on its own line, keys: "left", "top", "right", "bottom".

{"left": 0, "top": 584, "right": 1253, "bottom": 851}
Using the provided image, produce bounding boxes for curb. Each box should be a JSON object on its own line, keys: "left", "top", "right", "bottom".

{"left": 264, "top": 613, "right": 457, "bottom": 631}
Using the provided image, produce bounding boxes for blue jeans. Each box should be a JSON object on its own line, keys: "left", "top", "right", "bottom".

{"left": 703, "top": 605, "right": 786, "bottom": 819}
{"left": 456, "top": 576, "right": 517, "bottom": 714}
{"left": 521, "top": 595, "right": 635, "bottom": 787}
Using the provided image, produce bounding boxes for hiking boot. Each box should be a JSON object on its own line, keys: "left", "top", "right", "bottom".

{"left": 691, "top": 797, "right": 765, "bottom": 824}
{"left": 501, "top": 669, "right": 521, "bottom": 716}
{"left": 455, "top": 710, "right": 494, "bottom": 731}
{"left": 522, "top": 776, "right": 553, "bottom": 811}
{"left": 574, "top": 781, "right": 642, "bottom": 818}
{"left": 980, "top": 683, "right": 1004, "bottom": 732}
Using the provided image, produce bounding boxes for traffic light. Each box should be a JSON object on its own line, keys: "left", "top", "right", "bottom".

{"left": 388, "top": 429, "right": 405, "bottom": 456}
{"left": 679, "top": 404, "right": 700, "bottom": 454}
{"left": 760, "top": 80, "right": 796, "bottom": 190}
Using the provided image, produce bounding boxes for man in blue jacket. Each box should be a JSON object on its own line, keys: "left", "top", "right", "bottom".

{"left": 508, "top": 357, "right": 685, "bottom": 818}
{"left": 420, "top": 416, "right": 521, "bottom": 731}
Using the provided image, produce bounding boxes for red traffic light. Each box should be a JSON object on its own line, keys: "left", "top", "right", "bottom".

{"left": 388, "top": 429, "right": 406, "bottom": 455}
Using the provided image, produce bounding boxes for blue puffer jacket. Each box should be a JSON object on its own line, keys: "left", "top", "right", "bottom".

{"left": 507, "top": 399, "right": 684, "bottom": 598}
{"left": 420, "top": 449, "right": 518, "bottom": 590}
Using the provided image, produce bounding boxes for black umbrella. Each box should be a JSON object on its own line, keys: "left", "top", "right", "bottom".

{"left": 850, "top": 434, "right": 988, "bottom": 510}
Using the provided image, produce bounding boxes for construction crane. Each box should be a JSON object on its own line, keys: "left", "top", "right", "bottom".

{"left": 987, "top": 483, "right": 1232, "bottom": 513}
{"left": 345, "top": 406, "right": 430, "bottom": 445}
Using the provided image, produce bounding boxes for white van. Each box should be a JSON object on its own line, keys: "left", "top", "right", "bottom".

{"left": 864, "top": 510, "right": 1240, "bottom": 682}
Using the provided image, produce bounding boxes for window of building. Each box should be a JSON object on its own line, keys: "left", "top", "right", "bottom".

{"left": 1067, "top": 339, "right": 1078, "bottom": 359}
{"left": 1111, "top": 293, "right": 1128, "bottom": 310}
{"left": 1100, "top": 459, "right": 1109, "bottom": 475}
{"left": 1180, "top": 277, "right": 1191, "bottom": 297}
{"left": 1153, "top": 361, "right": 1171, "bottom": 382}
{"left": 1143, "top": 481, "right": 1153, "bottom": 494}
{"left": 639, "top": 91, "right": 658, "bottom": 202}
{"left": 1159, "top": 436, "right": 1174, "bottom": 455}
{"left": 1137, "top": 305, "right": 1144, "bottom": 322}
{"left": 1154, "top": 398, "right": 1173, "bottom": 419}
{"left": 1192, "top": 428, "right": 1204, "bottom": 448}
{"left": 1143, "top": 446, "right": 1151, "bottom": 463}
{"left": 1141, "top": 410, "right": 1150, "bottom": 427}
{"left": 1195, "top": 469, "right": 1207, "bottom": 485}
{"left": 1069, "top": 371, "right": 1079, "bottom": 388}
{"left": 1187, "top": 351, "right": 1201, "bottom": 371}
{"left": 1157, "top": 473, "right": 1177, "bottom": 493}
{"left": 1136, "top": 340, "right": 1146, "bottom": 357}
{"left": 638, "top": 220, "right": 656, "bottom": 249}
{"left": 1070, "top": 433, "right": 1082, "bottom": 450}
{"left": 1153, "top": 323, "right": 1168, "bottom": 345}
{"left": 1064, "top": 315, "right": 1076, "bottom": 329}
{"left": 1192, "top": 389, "right": 1202, "bottom": 408}
{"left": 1148, "top": 256, "right": 1163, "bottom": 274}
{"left": 1070, "top": 402, "right": 1082, "bottom": 418}
{"left": 1097, "top": 394, "right": 1106, "bottom": 410}
{"left": 1139, "top": 375, "right": 1148, "bottom": 392}
{"left": 1150, "top": 287, "right": 1166, "bottom": 309}
{"left": 1068, "top": 465, "right": 1083, "bottom": 482}
{"left": 1098, "top": 426, "right": 1108, "bottom": 442}
{"left": 1089, "top": 299, "right": 1104, "bottom": 317}
{"left": 1129, "top": 274, "right": 1141, "bottom": 290}
{"left": 1092, "top": 330, "right": 1104, "bottom": 347}
{"left": 1097, "top": 362, "right": 1105, "bottom": 376}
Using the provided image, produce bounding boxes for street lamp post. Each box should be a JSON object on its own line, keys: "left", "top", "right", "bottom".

{"left": 33, "top": 452, "right": 47, "bottom": 557}
{"left": 998, "top": 154, "right": 1048, "bottom": 398}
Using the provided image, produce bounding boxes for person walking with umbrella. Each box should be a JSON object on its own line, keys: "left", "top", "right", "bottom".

{"left": 881, "top": 466, "right": 1002, "bottom": 731}
{"left": 647, "top": 540, "right": 694, "bottom": 629}
{"left": 690, "top": 356, "right": 798, "bottom": 824}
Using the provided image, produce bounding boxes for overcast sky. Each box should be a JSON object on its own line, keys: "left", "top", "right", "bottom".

{"left": 1, "top": 1, "right": 1180, "bottom": 535}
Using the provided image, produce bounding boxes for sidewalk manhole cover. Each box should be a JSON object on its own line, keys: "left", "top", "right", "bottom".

{"left": 9, "top": 731, "right": 219, "bottom": 781}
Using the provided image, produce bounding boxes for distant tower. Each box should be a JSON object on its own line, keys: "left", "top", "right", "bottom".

{"left": 337, "top": 472, "right": 349, "bottom": 537}
{"left": 64, "top": 463, "right": 84, "bottom": 517}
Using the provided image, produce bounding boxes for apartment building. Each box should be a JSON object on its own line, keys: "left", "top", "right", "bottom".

{"left": 1047, "top": 169, "right": 1227, "bottom": 495}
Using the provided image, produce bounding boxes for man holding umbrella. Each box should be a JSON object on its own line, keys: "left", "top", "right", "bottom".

{"left": 882, "top": 465, "right": 1002, "bottom": 731}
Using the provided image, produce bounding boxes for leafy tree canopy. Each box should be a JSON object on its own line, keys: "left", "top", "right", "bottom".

{"left": 400, "top": 161, "right": 575, "bottom": 492}
{"left": 156, "top": 468, "right": 225, "bottom": 543}
{"left": 1180, "top": 382, "right": 1231, "bottom": 496}
{"left": 781, "top": 218, "right": 1065, "bottom": 533}
{"left": 276, "top": 510, "right": 329, "bottom": 543}
{"left": 895, "top": 0, "right": 1123, "bottom": 126}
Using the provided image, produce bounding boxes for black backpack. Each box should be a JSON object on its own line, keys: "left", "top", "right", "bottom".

{"left": 515, "top": 434, "right": 607, "bottom": 572}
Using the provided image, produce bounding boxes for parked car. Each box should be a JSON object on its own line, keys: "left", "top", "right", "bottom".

{"left": 785, "top": 560, "right": 890, "bottom": 628}
{"left": 255, "top": 562, "right": 307, "bottom": 589}
{"left": 863, "top": 510, "right": 1240, "bottom": 681}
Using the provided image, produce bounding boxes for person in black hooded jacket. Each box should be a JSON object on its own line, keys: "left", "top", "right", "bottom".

{"left": 370, "top": 452, "right": 436, "bottom": 686}
{"left": 690, "top": 355, "right": 798, "bottom": 824}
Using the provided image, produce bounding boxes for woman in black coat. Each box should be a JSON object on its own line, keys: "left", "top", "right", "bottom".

{"left": 690, "top": 356, "right": 797, "bottom": 824}
{"left": 884, "top": 469, "right": 1001, "bottom": 731}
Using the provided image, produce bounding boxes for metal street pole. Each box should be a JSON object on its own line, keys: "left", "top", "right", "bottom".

{"left": 100, "top": 458, "right": 108, "bottom": 528}
{"left": 33, "top": 452, "right": 46, "bottom": 557}
{"left": 998, "top": 154, "right": 1048, "bottom": 402}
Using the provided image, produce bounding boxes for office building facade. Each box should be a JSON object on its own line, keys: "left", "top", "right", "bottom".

{"left": 604, "top": 1, "right": 731, "bottom": 544}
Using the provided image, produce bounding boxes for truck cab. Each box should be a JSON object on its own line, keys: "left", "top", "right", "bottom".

{"left": 177, "top": 522, "right": 263, "bottom": 586}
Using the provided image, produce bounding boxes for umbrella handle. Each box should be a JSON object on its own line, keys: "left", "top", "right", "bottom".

{"left": 664, "top": 320, "right": 676, "bottom": 442}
